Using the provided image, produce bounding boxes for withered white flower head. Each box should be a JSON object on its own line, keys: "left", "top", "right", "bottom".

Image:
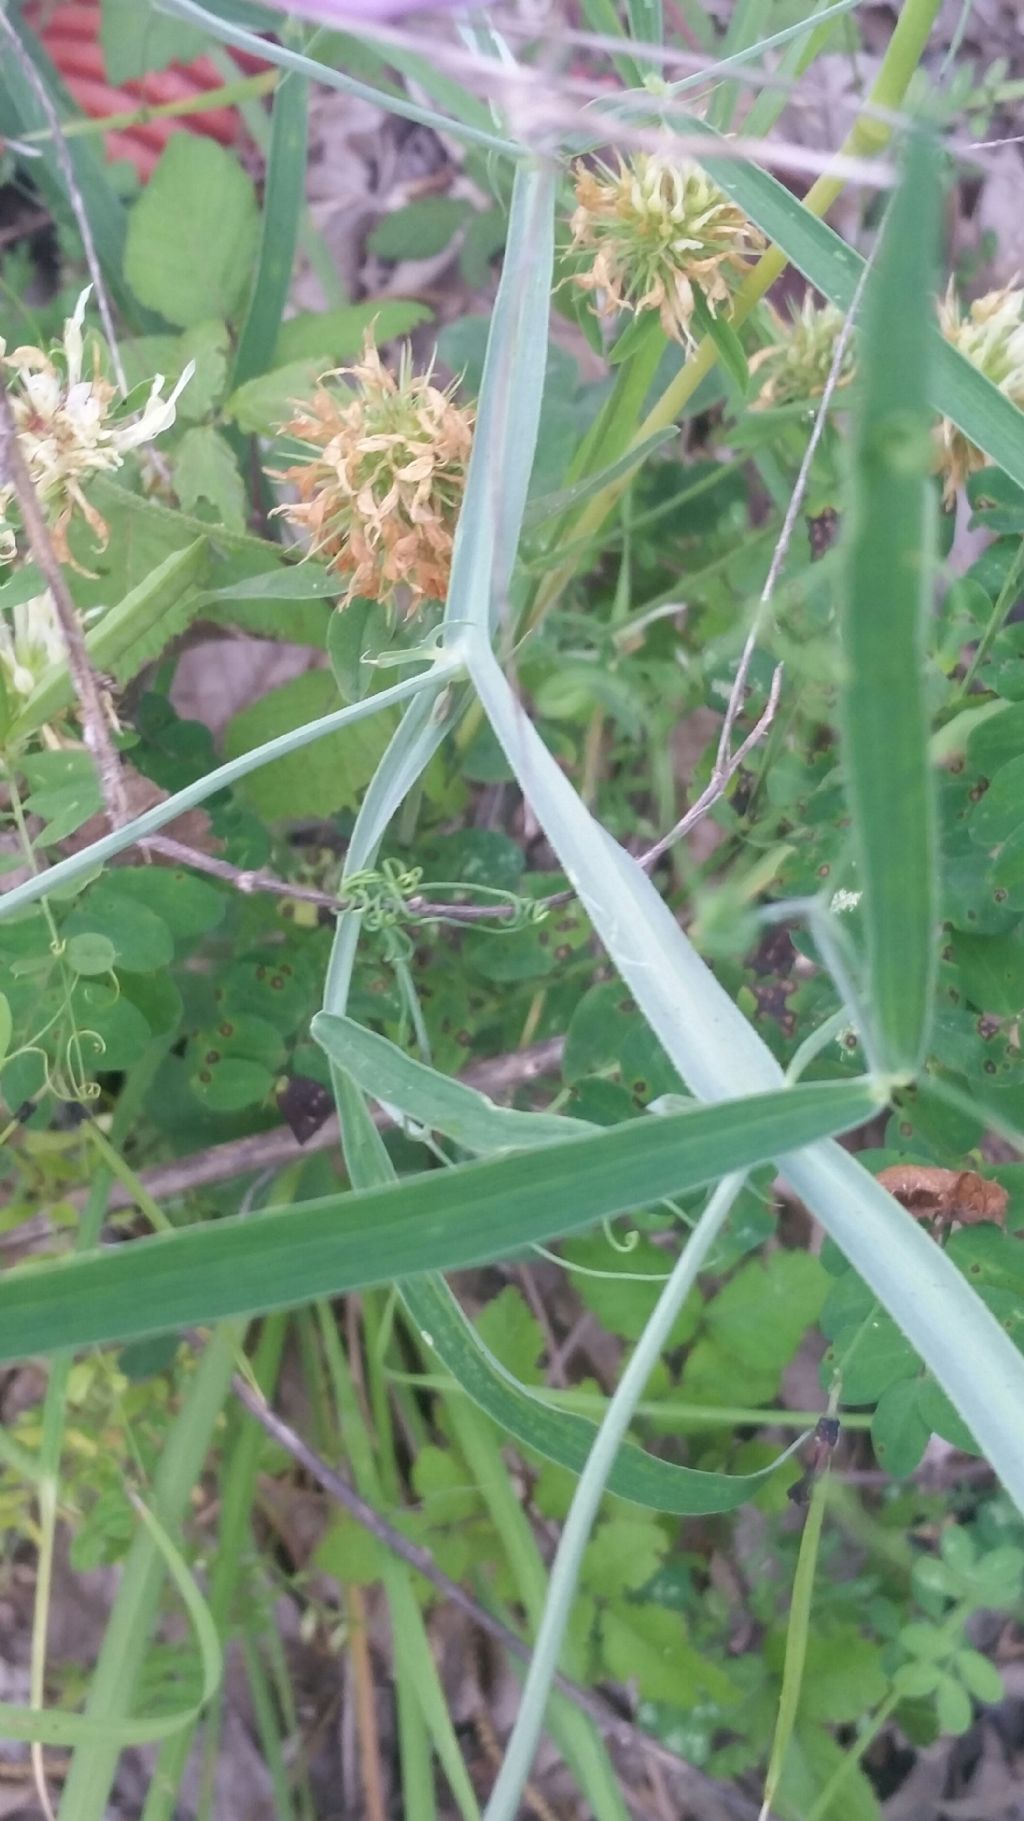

{"left": 937, "top": 281, "right": 1024, "bottom": 500}
{"left": 0, "top": 287, "right": 194, "bottom": 567}
{"left": 568, "top": 151, "right": 765, "bottom": 346}
{"left": 751, "top": 296, "right": 856, "bottom": 409}
{"left": 0, "top": 588, "right": 63, "bottom": 698}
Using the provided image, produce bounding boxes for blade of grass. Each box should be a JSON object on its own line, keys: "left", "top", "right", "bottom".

{"left": 56, "top": 1327, "right": 239, "bottom": 1820}
{"left": 839, "top": 129, "right": 938, "bottom": 1077}
{"left": 159, "top": 0, "right": 520, "bottom": 158}
{"left": 139, "top": 1315, "right": 288, "bottom": 1821}
{"left": 335, "top": 1073, "right": 627, "bottom": 1815}
{"left": 0, "top": 1080, "right": 878, "bottom": 1362}
{"left": 230, "top": 63, "right": 309, "bottom": 389}
{"left": 448, "top": 1397, "right": 629, "bottom": 1821}
{"left": 400, "top": 1273, "right": 803, "bottom": 1514}
{"left": 443, "top": 160, "right": 555, "bottom": 638}
{"left": 317, "top": 1259, "right": 480, "bottom": 1815}
{"left": 482, "top": 1172, "right": 748, "bottom": 1821}
{"left": 759, "top": 1467, "right": 829, "bottom": 1818}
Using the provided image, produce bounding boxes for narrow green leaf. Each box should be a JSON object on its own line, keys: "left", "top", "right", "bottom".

{"left": 12, "top": 541, "right": 210, "bottom": 739}
{"left": 230, "top": 69, "right": 309, "bottom": 389}
{"left": 444, "top": 162, "right": 555, "bottom": 635}
{"left": 692, "top": 285, "right": 749, "bottom": 395}
{"left": 312, "top": 1011, "right": 585, "bottom": 1151}
{"left": 209, "top": 565, "right": 337, "bottom": 602}
{"left": 403, "top": 1275, "right": 796, "bottom": 1514}
{"left": 333, "top": 1076, "right": 795, "bottom": 1516}
{"left": 0, "top": 1081, "right": 875, "bottom": 1361}
{"left": 522, "top": 428, "right": 675, "bottom": 529}
{"left": 839, "top": 131, "right": 938, "bottom": 1076}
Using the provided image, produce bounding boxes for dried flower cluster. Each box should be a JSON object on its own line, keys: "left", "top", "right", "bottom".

{"left": 751, "top": 296, "right": 856, "bottom": 409}
{"left": 568, "top": 152, "right": 764, "bottom": 347}
{"left": 0, "top": 288, "right": 192, "bottom": 568}
{"left": 937, "top": 281, "right": 1024, "bottom": 500}
{"left": 273, "top": 337, "right": 474, "bottom": 611}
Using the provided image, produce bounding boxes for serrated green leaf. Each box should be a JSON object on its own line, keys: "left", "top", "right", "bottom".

{"left": 798, "top": 1627, "right": 888, "bottom": 1723}
{"left": 224, "top": 358, "right": 324, "bottom": 435}
{"left": 582, "top": 1517, "right": 669, "bottom": 1600}
{"left": 599, "top": 1603, "right": 737, "bottom": 1706}
{"left": 368, "top": 197, "right": 473, "bottom": 261}
{"left": 274, "top": 300, "right": 433, "bottom": 367}
{"left": 222, "top": 670, "right": 393, "bottom": 821}
{"left": 13, "top": 541, "right": 209, "bottom": 739}
{"left": 474, "top": 1286, "right": 545, "bottom": 1386}
{"left": 173, "top": 427, "right": 246, "bottom": 531}
{"left": 871, "top": 1376, "right": 930, "bottom": 1476}
{"left": 125, "top": 137, "right": 260, "bottom": 328}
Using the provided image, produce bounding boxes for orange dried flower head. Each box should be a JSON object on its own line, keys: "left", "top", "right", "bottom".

{"left": 274, "top": 336, "right": 473, "bottom": 612}
{"left": 568, "top": 152, "right": 764, "bottom": 346}
{"left": 937, "top": 281, "right": 1024, "bottom": 501}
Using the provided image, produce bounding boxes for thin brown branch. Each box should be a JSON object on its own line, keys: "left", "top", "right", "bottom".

{"left": 130, "top": 833, "right": 537, "bottom": 925}
{"left": 0, "top": 8, "right": 127, "bottom": 396}
{"left": 639, "top": 257, "right": 871, "bottom": 873}
{"left": 230, "top": 1371, "right": 760, "bottom": 1820}
{"left": 638, "top": 664, "right": 783, "bottom": 871}
{"left": 0, "top": 375, "right": 127, "bottom": 824}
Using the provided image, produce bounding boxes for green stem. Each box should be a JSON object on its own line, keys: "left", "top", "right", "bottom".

{"left": 804, "top": 1690, "right": 900, "bottom": 1821}
{"left": 482, "top": 1171, "right": 747, "bottom": 1821}
{"left": 958, "top": 534, "right": 1024, "bottom": 696}
{"left": 759, "top": 1466, "right": 829, "bottom": 1818}
{"left": 19, "top": 70, "right": 277, "bottom": 146}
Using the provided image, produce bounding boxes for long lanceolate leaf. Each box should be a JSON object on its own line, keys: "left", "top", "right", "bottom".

{"left": 443, "top": 160, "right": 556, "bottom": 635}
{"left": 402, "top": 1273, "right": 803, "bottom": 1514}
{"left": 0, "top": 1081, "right": 876, "bottom": 1362}
{"left": 465, "top": 635, "right": 1024, "bottom": 1519}
{"left": 839, "top": 132, "right": 938, "bottom": 1077}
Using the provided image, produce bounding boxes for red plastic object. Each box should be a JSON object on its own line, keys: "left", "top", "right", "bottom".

{"left": 25, "top": 2, "right": 265, "bottom": 181}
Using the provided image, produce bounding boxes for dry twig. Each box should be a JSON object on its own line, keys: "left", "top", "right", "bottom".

{"left": 640, "top": 256, "right": 870, "bottom": 872}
